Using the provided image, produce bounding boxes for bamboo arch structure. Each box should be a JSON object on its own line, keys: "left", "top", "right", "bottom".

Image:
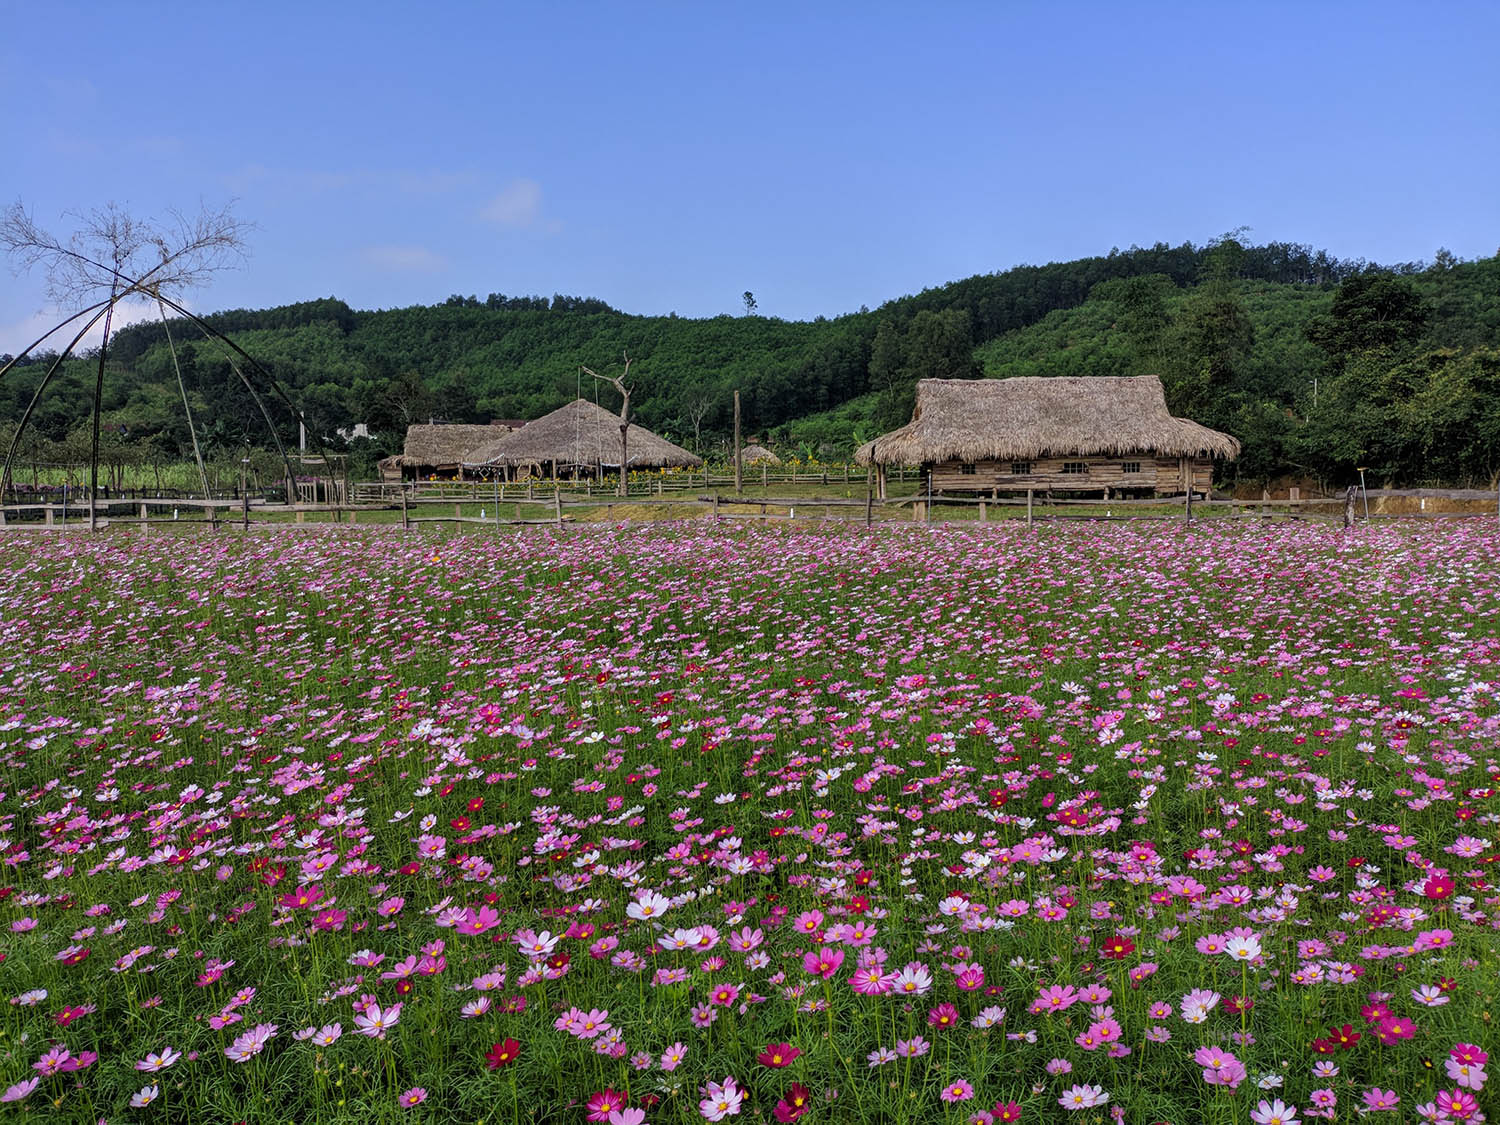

{"left": 0, "top": 266, "right": 339, "bottom": 529}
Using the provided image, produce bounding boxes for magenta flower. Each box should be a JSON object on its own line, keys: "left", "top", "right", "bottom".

{"left": 586, "top": 1088, "right": 629, "bottom": 1122}
{"left": 802, "top": 948, "right": 844, "bottom": 979}
{"left": 928, "top": 1002, "right": 960, "bottom": 1029}
{"left": 1032, "top": 984, "right": 1078, "bottom": 1013}
{"left": 1360, "top": 1088, "right": 1399, "bottom": 1112}
{"left": 940, "top": 1079, "right": 975, "bottom": 1103}
{"left": 398, "top": 1087, "right": 428, "bottom": 1109}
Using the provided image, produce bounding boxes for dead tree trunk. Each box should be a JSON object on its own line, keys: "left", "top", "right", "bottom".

{"left": 582, "top": 355, "right": 632, "bottom": 498}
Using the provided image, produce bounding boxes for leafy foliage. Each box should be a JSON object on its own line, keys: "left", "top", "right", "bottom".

{"left": 6, "top": 243, "right": 1500, "bottom": 485}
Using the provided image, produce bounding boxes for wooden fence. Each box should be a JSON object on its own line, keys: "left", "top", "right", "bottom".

{"left": 4, "top": 482, "right": 1497, "bottom": 532}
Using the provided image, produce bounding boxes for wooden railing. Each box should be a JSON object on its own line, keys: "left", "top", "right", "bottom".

{"left": 5, "top": 481, "right": 1497, "bottom": 532}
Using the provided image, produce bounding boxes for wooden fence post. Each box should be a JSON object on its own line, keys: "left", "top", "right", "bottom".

{"left": 554, "top": 487, "right": 562, "bottom": 527}
{"left": 400, "top": 486, "right": 409, "bottom": 530}
{"left": 1026, "top": 489, "right": 1033, "bottom": 528}
{"left": 712, "top": 495, "right": 719, "bottom": 523}
{"left": 242, "top": 494, "right": 250, "bottom": 531}
{"left": 865, "top": 489, "right": 873, "bottom": 528}
{"left": 733, "top": 390, "right": 742, "bottom": 496}
{"left": 1344, "top": 485, "right": 1356, "bottom": 530}
{"left": 978, "top": 500, "right": 987, "bottom": 523}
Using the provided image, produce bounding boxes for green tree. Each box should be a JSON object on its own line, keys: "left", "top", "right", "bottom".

{"left": 868, "top": 321, "right": 906, "bottom": 428}
{"left": 1091, "top": 274, "right": 1174, "bottom": 372}
{"left": 1305, "top": 274, "right": 1428, "bottom": 367}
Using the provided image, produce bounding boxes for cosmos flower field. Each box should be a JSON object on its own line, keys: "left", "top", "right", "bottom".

{"left": 0, "top": 521, "right": 1496, "bottom": 1125}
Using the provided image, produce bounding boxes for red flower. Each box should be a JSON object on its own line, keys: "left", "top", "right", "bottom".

{"left": 758, "top": 1043, "right": 801, "bottom": 1068}
{"left": 1329, "top": 1023, "right": 1361, "bottom": 1049}
{"left": 1100, "top": 935, "right": 1135, "bottom": 960}
{"left": 484, "top": 1038, "right": 521, "bottom": 1068}
{"left": 774, "top": 1082, "right": 812, "bottom": 1122}
{"left": 993, "top": 1102, "right": 1023, "bottom": 1123}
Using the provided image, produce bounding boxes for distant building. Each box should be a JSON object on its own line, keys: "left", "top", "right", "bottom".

{"left": 463, "top": 399, "right": 701, "bottom": 480}
{"left": 855, "top": 376, "right": 1239, "bottom": 498}
{"left": 399, "top": 423, "right": 515, "bottom": 479}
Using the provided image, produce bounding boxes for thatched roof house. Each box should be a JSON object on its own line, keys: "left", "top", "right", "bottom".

{"left": 855, "top": 376, "right": 1238, "bottom": 497}
{"left": 463, "top": 398, "right": 701, "bottom": 474}
{"left": 740, "top": 442, "right": 781, "bottom": 466}
{"left": 401, "top": 423, "right": 513, "bottom": 478}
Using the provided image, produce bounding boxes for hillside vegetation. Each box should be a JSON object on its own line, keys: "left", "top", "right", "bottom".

{"left": 4, "top": 238, "right": 1499, "bottom": 486}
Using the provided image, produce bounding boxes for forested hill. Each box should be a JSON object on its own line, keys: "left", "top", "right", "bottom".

{"left": 4, "top": 238, "right": 1499, "bottom": 486}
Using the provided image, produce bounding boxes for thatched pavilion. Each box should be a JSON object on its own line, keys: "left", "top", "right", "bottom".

{"left": 740, "top": 442, "right": 781, "bottom": 466}
{"left": 463, "top": 398, "right": 701, "bottom": 480}
{"left": 400, "top": 423, "right": 510, "bottom": 479}
{"left": 855, "top": 376, "right": 1239, "bottom": 498}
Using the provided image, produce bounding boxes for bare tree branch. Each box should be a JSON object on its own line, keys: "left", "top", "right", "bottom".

{"left": 582, "top": 353, "right": 633, "bottom": 497}
{"left": 1, "top": 199, "right": 252, "bottom": 305}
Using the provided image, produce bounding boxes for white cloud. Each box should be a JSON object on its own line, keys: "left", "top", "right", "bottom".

{"left": 480, "top": 178, "right": 546, "bottom": 229}
{"left": 360, "top": 245, "right": 449, "bottom": 273}
{"left": 0, "top": 297, "right": 170, "bottom": 358}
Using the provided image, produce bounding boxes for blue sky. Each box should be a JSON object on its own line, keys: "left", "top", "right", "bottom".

{"left": 2, "top": 1, "right": 1497, "bottom": 352}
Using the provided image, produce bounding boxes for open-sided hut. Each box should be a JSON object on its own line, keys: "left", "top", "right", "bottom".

{"left": 463, "top": 398, "right": 701, "bottom": 479}
{"left": 400, "top": 424, "right": 511, "bottom": 479}
{"left": 855, "top": 376, "right": 1238, "bottom": 497}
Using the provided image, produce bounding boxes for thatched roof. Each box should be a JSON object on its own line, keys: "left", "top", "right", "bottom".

{"left": 855, "top": 376, "right": 1240, "bottom": 465}
{"left": 463, "top": 399, "right": 702, "bottom": 469}
{"left": 401, "top": 424, "right": 505, "bottom": 468}
{"left": 740, "top": 443, "right": 781, "bottom": 466}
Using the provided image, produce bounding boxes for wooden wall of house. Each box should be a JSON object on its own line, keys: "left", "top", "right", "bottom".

{"left": 928, "top": 456, "right": 1216, "bottom": 495}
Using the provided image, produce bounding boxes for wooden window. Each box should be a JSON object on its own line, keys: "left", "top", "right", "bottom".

{"left": 1061, "top": 461, "right": 1089, "bottom": 475}
{"left": 1121, "top": 461, "right": 1142, "bottom": 474}
{"left": 960, "top": 462, "right": 977, "bottom": 475}
{"left": 1009, "top": 461, "right": 1033, "bottom": 475}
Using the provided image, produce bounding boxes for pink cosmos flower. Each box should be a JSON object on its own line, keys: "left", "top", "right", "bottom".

{"left": 1032, "top": 984, "right": 1078, "bottom": 1013}
{"left": 135, "top": 1047, "right": 182, "bottom": 1071}
{"left": 354, "top": 1002, "right": 402, "bottom": 1038}
{"left": 1445, "top": 1058, "right": 1487, "bottom": 1090}
{"left": 928, "top": 1002, "right": 960, "bottom": 1029}
{"left": 1058, "top": 1084, "right": 1108, "bottom": 1110}
{"left": 0, "top": 1078, "right": 38, "bottom": 1103}
{"left": 940, "top": 1080, "right": 975, "bottom": 1103}
{"left": 1371, "top": 1017, "right": 1414, "bottom": 1044}
{"left": 1360, "top": 1088, "right": 1399, "bottom": 1112}
{"left": 1435, "top": 1088, "right": 1479, "bottom": 1120}
{"left": 1249, "top": 1098, "right": 1300, "bottom": 1125}
{"left": 699, "top": 1077, "right": 744, "bottom": 1121}
{"left": 803, "top": 948, "right": 843, "bottom": 979}
{"left": 586, "top": 1089, "right": 629, "bottom": 1122}
{"left": 399, "top": 1087, "right": 427, "bottom": 1109}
